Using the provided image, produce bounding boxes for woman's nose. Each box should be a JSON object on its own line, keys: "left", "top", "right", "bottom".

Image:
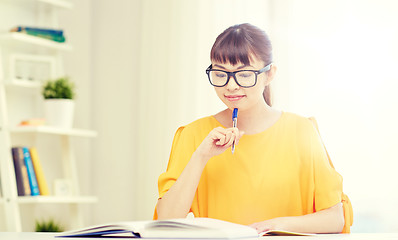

{"left": 226, "top": 75, "right": 239, "bottom": 91}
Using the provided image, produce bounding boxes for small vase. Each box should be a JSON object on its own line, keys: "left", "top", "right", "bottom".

{"left": 44, "top": 99, "right": 75, "bottom": 128}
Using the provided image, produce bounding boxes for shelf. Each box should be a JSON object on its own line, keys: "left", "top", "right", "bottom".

{"left": 10, "top": 126, "right": 98, "bottom": 137}
{"left": 0, "top": 32, "right": 72, "bottom": 51}
{"left": 10, "top": 0, "right": 73, "bottom": 9}
{"left": 16, "top": 196, "right": 97, "bottom": 204}
{"left": 3, "top": 80, "right": 42, "bottom": 97}
{"left": 37, "top": 0, "right": 73, "bottom": 9}
{"left": 5, "top": 80, "right": 42, "bottom": 89}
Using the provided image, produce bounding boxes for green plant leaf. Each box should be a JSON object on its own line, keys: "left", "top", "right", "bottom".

{"left": 35, "top": 218, "right": 64, "bottom": 232}
{"left": 42, "top": 77, "right": 75, "bottom": 99}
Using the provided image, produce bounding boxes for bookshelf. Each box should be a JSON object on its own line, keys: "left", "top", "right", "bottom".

{"left": 0, "top": 32, "right": 73, "bottom": 51}
{"left": 12, "top": 0, "right": 74, "bottom": 9}
{"left": 17, "top": 196, "right": 97, "bottom": 204}
{"left": 0, "top": 0, "right": 97, "bottom": 232}
{"left": 9, "top": 126, "right": 97, "bottom": 137}
{"left": 37, "top": 0, "right": 73, "bottom": 9}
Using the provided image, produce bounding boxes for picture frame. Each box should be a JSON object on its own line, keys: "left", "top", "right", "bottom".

{"left": 9, "top": 53, "right": 56, "bottom": 85}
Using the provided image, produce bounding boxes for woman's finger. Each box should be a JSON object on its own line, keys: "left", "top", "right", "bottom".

{"left": 224, "top": 131, "right": 233, "bottom": 146}
{"left": 212, "top": 127, "right": 231, "bottom": 146}
{"left": 208, "top": 127, "right": 242, "bottom": 148}
{"left": 225, "top": 131, "right": 236, "bottom": 147}
{"left": 218, "top": 128, "right": 236, "bottom": 147}
{"left": 249, "top": 222, "right": 270, "bottom": 234}
{"left": 212, "top": 132, "right": 226, "bottom": 145}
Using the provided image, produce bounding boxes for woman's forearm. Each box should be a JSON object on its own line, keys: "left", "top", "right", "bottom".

{"left": 156, "top": 126, "right": 242, "bottom": 219}
{"left": 251, "top": 203, "right": 345, "bottom": 234}
{"left": 156, "top": 151, "right": 208, "bottom": 219}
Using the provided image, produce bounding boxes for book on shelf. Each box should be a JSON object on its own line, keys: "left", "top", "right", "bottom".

{"left": 19, "top": 118, "right": 46, "bottom": 126}
{"left": 10, "top": 26, "right": 66, "bottom": 43}
{"left": 23, "top": 31, "right": 65, "bottom": 43}
{"left": 57, "top": 217, "right": 315, "bottom": 239}
{"left": 12, "top": 26, "right": 64, "bottom": 36}
{"left": 11, "top": 147, "right": 31, "bottom": 196}
{"left": 30, "top": 147, "right": 50, "bottom": 196}
{"left": 11, "top": 146, "right": 50, "bottom": 196}
{"left": 22, "top": 147, "right": 40, "bottom": 196}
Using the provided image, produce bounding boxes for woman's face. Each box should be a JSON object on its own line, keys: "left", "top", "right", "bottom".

{"left": 212, "top": 56, "right": 272, "bottom": 112}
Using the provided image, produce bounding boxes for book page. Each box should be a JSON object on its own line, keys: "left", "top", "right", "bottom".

{"left": 58, "top": 221, "right": 148, "bottom": 237}
{"left": 261, "top": 229, "right": 316, "bottom": 236}
{"left": 143, "top": 218, "right": 259, "bottom": 239}
{"left": 59, "top": 218, "right": 260, "bottom": 239}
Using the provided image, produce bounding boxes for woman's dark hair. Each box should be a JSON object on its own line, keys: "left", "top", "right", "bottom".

{"left": 210, "top": 23, "right": 273, "bottom": 106}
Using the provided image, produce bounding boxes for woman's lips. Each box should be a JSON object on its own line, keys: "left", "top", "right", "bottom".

{"left": 225, "top": 95, "right": 245, "bottom": 101}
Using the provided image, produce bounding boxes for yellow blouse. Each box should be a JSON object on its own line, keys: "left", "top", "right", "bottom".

{"left": 156, "top": 112, "right": 348, "bottom": 230}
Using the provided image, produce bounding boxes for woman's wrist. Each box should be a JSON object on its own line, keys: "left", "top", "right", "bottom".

{"left": 192, "top": 150, "right": 211, "bottom": 166}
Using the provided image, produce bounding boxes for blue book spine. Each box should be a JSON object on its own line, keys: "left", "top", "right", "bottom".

{"left": 16, "top": 26, "right": 64, "bottom": 36}
{"left": 22, "top": 147, "right": 40, "bottom": 196}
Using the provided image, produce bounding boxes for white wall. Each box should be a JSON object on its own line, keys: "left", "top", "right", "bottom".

{"left": 271, "top": 0, "right": 398, "bottom": 233}
{"left": 58, "top": 0, "right": 94, "bottom": 228}
{"left": 89, "top": 0, "right": 142, "bottom": 223}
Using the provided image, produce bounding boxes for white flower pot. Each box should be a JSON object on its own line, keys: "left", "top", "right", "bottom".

{"left": 44, "top": 99, "right": 75, "bottom": 128}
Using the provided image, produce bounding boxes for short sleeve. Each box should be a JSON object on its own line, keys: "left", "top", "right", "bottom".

{"left": 158, "top": 126, "right": 197, "bottom": 198}
{"left": 154, "top": 126, "right": 197, "bottom": 219}
{"left": 313, "top": 137, "right": 343, "bottom": 211}
{"left": 307, "top": 121, "right": 343, "bottom": 212}
{"left": 308, "top": 117, "right": 353, "bottom": 232}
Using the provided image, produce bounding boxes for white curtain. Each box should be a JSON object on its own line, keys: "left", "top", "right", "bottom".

{"left": 271, "top": 0, "right": 398, "bottom": 233}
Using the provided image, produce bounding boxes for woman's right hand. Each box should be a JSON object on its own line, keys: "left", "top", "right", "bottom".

{"left": 195, "top": 127, "right": 244, "bottom": 161}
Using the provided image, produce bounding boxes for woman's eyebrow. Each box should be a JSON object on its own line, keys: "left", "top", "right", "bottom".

{"left": 213, "top": 64, "right": 253, "bottom": 70}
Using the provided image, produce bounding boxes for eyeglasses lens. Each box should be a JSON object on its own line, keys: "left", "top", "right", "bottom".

{"left": 209, "top": 70, "right": 255, "bottom": 87}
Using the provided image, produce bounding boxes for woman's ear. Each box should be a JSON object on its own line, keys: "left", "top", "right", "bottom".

{"left": 265, "top": 64, "right": 277, "bottom": 86}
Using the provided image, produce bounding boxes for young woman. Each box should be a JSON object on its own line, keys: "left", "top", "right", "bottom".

{"left": 154, "top": 23, "right": 352, "bottom": 234}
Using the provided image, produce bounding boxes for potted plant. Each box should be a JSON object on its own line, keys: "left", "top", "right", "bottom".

{"left": 42, "top": 76, "right": 75, "bottom": 128}
{"left": 35, "top": 218, "right": 64, "bottom": 232}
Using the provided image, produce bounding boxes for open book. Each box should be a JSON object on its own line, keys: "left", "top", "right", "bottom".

{"left": 57, "top": 218, "right": 315, "bottom": 239}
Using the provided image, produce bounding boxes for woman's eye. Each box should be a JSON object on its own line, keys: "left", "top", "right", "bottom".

{"left": 238, "top": 72, "right": 253, "bottom": 78}
{"left": 215, "top": 72, "right": 226, "bottom": 78}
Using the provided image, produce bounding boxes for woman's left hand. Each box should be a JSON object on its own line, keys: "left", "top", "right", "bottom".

{"left": 249, "top": 218, "right": 281, "bottom": 234}
{"left": 249, "top": 203, "right": 344, "bottom": 234}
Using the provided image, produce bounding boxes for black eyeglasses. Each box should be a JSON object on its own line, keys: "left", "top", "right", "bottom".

{"left": 205, "top": 63, "right": 272, "bottom": 88}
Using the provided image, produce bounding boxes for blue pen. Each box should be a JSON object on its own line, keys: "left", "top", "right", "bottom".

{"left": 231, "top": 108, "right": 238, "bottom": 154}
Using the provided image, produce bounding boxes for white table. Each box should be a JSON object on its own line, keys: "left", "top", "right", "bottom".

{"left": 1, "top": 232, "right": 398, "bottom": 240}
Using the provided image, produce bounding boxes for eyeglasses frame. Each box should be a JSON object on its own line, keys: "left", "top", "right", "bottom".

{"left": 205, "top": 63, "right": 272, "bottom": 88}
